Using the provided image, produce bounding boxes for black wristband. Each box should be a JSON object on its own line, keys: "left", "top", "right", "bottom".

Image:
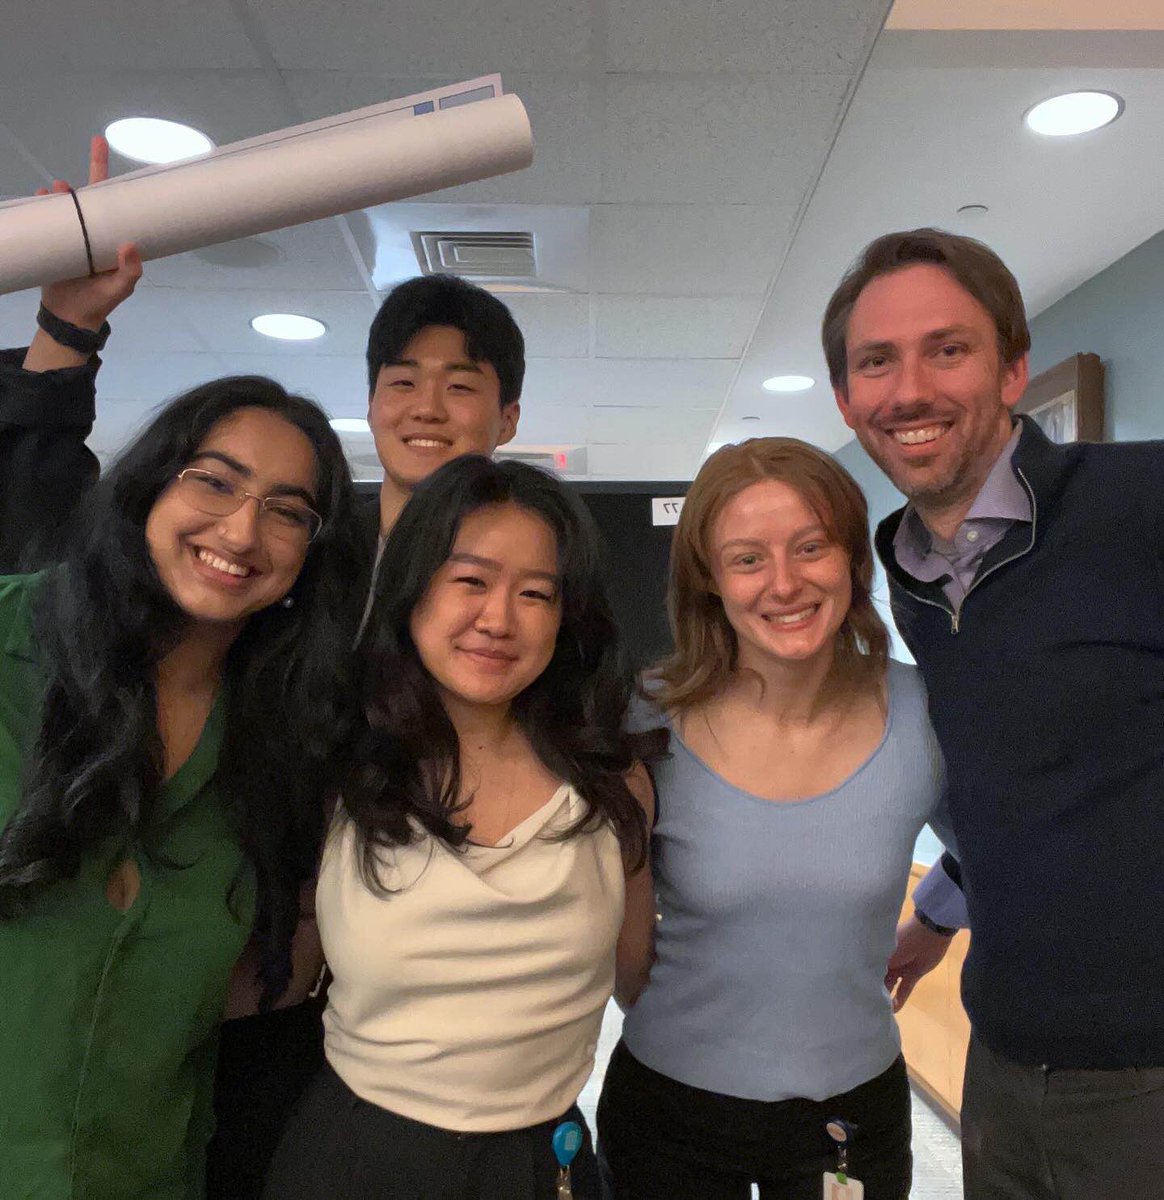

{"left": 36, "top": 303, "right": 110, "bottom": 356}
{"left": 915, "top": 908, "right": 958, "bottom": 938}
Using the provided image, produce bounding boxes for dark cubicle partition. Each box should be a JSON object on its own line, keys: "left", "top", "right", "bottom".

{"left": 355, "top": 478, "right": 691, "bottom": 672}
{"left": 572, "top": 482, "right": 690, "bottom": 671}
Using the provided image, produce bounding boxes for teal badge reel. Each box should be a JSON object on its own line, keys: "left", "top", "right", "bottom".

{"left": 552, "top": 1120, "right": 583, "bottom": 1199}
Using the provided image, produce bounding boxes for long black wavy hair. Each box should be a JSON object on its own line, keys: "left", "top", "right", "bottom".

{"left": 0, "top": 376, "right": 365, "bottom": 1007}
{"left": 345, "top": 455, "right": 663, "bottom": 893}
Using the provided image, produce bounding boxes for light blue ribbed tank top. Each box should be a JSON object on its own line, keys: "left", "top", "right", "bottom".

{"left": 623, "top": 658, "right": 945, "bottom": 1102}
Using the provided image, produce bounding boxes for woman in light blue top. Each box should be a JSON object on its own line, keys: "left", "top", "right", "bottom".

{"left": 597, "top": 437, "right": 953, "bottom": 1200}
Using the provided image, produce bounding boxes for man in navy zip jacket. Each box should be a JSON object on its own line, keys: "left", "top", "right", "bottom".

{"left": 823, "top": 227, "right": 1163, "bottom": 1198}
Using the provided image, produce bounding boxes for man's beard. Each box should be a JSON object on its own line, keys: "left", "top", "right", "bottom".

{"left": 861, "top": 430, "right": 980, "bottom": 511}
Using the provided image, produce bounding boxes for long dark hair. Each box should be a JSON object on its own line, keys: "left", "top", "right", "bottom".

{"left": 345, "top": 456, "right": 661, "bottom": 893}
{"left": 0, "top": 376, "right": 365, "bottom": 1007}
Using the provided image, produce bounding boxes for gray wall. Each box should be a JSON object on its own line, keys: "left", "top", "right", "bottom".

{"left": 1027, "top": 228, "right": 1164, "bottom": 443}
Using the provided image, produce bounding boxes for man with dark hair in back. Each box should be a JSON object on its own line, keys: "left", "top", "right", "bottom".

{"left": 1, "top": 187, "right": 529, "bottom": 1195}
{"left": 823, "top": 227, "right": 1164, "bottom": 1198}
{"left": 363, "top": 273, "right": 521, "bottom": 530}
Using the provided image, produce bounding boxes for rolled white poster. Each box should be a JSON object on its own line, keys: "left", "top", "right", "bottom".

{"left": 0, "top": 89, "right": 532, "bottom": 296}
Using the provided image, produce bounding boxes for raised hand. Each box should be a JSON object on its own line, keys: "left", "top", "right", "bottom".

{"left": 39, "top": 135, "right": 142, "bottom": 332}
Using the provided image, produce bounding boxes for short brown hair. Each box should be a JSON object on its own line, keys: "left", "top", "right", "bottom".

{"left": 651, "top": 437, "right": 888, "bottom": 714}
{"left": 822, "top": 228, "right": 1031, "bottom": 393}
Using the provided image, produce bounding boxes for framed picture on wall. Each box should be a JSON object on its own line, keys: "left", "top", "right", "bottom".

{"left": 1017, "top": 352, "right": 1105, "bottom": 443}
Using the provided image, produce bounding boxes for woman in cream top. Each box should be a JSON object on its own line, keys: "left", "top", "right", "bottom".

{"left": 319, "top": 782, "right": 624, "bottom": 1131}
{"left": 264, "top": 457, "right": 660, "bottom": 1200}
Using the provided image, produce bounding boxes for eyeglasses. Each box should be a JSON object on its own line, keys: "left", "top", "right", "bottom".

{"left": 175, "top": 468, "right": 324, "bottom": 543}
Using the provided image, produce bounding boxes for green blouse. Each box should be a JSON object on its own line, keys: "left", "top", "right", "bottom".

{"left": 0, "top": 575, "right": 255, "bottom": 1199}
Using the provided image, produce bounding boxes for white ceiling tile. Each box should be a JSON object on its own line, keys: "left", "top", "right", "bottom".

{"left": 96, "top": 353, "right": 226, "bottom": 403}
{"left": 88, "top": 408, "right": 175, "bottom": 458}
{"left": 0, "top": 289, "right": 48, "bottom": 344}
{"left": 253, "top": 0, "right": 592, "bottom": 73}
{"left": 601, "top": 74, "right": 850, "bottom": 205}
{"left": 586, "top": 405, "right": 715, "bottom": 442}
{"left": 712, "top": 405, "right": 855, "bottom": 455}
{"left": 521, "top": 357, "right": 735, "bottom": 409}
{"left": 595, "top": 296, "right": 759, "bottom": 358}
{"left": 0, "top": 1, "right": 256, "bottom": 71}
{"left": 519, "top": 359, "right": 598, "bottom": 407}
{"left": 506, "top": 404, "right": 590, "bottom": 444}
{"left": 591, "top": 204, "right": 794, "bottom": 295}
{"left": 213, "top": 353, "right": 370, "bottom": 413}
{"left": 587, "top": 441, "right": 702, "bottom": 479}
{"left": 172, "top": 289, "right": 376, "bottom": 356}
{"left": 142, "top": 220, "right": 369, "bottom": 292}
{"left": 500, "top": 294, "right": 589, "bottom": 358}
{"left": 0, "top": 71, "right": 295, "bottom": 183}
{"left": 0, "top": 153, "right": 49, "bottom": 202}
{"left": 97, "top": 286, "right": 205, "bottom": 354}
{"left": 605, "top": 0, "right": 886, "bottom": 73}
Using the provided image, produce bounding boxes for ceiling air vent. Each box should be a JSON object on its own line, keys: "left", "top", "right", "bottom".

{"left": 413, "top": 230, "right": 536, "bottom": 279}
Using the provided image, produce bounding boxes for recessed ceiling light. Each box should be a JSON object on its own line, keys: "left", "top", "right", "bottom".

{"left": 250, "top": 313, "right": 327, "bottom": 341}
{"left": 330, "top": 418, "right": 371, "bottom": 433}
{"left": 956, "top": 203, "right": 990, "bottom": 219}
{"left": 104, "top": 117, "right": 214, "bottom": 164}
{"left": 762, "top": 374, "right": 815, "bottom": 393}
{"left": 1024, "top": 91, "right": 1123, "bottom": 137}
{"left": 741, "top": 416, "right": 761, "bottom": 422}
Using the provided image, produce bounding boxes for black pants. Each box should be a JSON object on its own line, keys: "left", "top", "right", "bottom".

{"left": 596, "top": 1040, "right": 912, "bottom": 1199}
{"left": 206, "top": 994, "right": 328, "bottom": 1200}
{"left": 961, "top": 1033, "right": 1164, "bottom": 1199}
{"left": 262, "top": 1061, "right": 601, "bottom": 1200}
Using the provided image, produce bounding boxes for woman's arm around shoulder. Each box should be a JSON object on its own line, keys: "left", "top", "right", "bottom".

{"left": 614, "top": 762, "right": 657, "bottom": 1013}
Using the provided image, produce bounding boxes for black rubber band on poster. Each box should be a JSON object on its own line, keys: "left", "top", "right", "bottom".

{"left": 65, "top": 186, "right": 97, "bottom": 276}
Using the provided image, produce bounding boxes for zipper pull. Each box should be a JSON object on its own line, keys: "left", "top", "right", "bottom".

{"left": 950, "top": 609, "right": 960, "bottom": 634}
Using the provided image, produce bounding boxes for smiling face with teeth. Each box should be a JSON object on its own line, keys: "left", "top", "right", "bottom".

{"left": 409, "top": 502, "right": 562, "bottom": 718}
{"left": 369, "top": 325, "right": 520, "bottom": 524}
{"left": 145, "top": 407, "right": 320, "bottom": 629}
{"left": 709, "top": 479, "right": 852, "bottom": 673}
{"left": 834, "top": 264, "right": 1028, "bottom": 529}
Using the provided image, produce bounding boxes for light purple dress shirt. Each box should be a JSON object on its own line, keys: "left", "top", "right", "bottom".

{"left": 892, "top": 423, "right": 1031, "bottom": 613}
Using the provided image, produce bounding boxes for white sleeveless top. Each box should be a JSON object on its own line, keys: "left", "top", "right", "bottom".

{"left": 317, "top": 784, "right": 625, "bottom": 1132}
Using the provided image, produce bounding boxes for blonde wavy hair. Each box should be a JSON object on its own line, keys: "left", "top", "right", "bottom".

{"left": 650, "top": 437, "right": 889, "bottom": 714}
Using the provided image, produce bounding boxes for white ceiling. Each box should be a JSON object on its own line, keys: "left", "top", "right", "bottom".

{"left": 0, "top": 1, "right": 1161, "bottom": 478}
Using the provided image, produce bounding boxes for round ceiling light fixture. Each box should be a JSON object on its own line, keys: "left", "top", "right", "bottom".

{"left": 762, "top": 374, "right": 815, "bottom": 393}
{"left": 1024, "top": 91, "right": 1123, "bottom": 137}
{"left": 104, "top": 117, "right": 214, "bottom": 164}
{"left": 741, "top": 415, "right": 761, "bottom": 422}
{"left": 329, "top": 418, "right": 371, "bottom": 433}
{"left": 250, "top": 313, "right": 327, "bottom": 341}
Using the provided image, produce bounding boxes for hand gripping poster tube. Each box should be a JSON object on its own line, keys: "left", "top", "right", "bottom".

{"left": 0, "top": 86, "right": 532, "bottom": 296}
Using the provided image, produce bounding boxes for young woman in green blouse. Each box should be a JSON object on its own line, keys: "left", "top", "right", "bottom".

{"left": 0, "top": 375, "right": 362, "bottom": 1199}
